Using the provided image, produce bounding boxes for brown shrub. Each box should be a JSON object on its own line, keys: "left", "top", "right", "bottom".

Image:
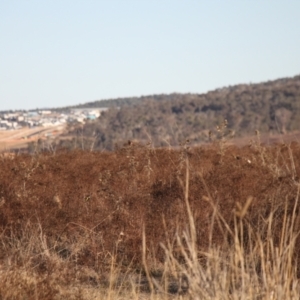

{"left": 0, "top": 142, "right": 300, "bottom": 297}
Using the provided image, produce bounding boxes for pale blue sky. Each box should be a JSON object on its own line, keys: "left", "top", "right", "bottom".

{"left": 1, "top": 1, "right": 300, "bottom": 110}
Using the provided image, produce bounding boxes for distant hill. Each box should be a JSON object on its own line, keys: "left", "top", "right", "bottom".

{"left": 59, "top": 75, "right": 300, "bottom": 150}
{"left": 70, "top": 94, "right": 173, "bottom": 109}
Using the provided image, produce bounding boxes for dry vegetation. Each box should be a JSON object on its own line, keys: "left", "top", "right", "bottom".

{"left": 1, "top": 136, "right": 300, "bottom": 299}
{"left": 61, "top": 75, "right": 300, "bottom": 150}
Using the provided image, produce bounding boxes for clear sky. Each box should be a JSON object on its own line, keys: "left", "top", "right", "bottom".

{"left": 1, "top": 1, "right": 300, "bottom": 111}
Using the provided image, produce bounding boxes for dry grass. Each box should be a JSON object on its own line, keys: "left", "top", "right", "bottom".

{"left": 0, "top": 140, "right": 300, "bottom": 299}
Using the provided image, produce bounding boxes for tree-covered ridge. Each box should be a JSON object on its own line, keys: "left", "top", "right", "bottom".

{"left": 63, "top": 75, "right": 300, "bottom": 150}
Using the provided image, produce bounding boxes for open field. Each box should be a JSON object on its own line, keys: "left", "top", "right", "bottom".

{"left": 0, "top": 125, "right": 66, "bottom": 152}
{"left": 0, "top": 140, "right": 300, "bottom": 299}
{"left": 229, "top": 130, "right": 300, "bottom": 147}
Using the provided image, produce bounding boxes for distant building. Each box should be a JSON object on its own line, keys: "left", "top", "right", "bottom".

{"left": 27, "top": 111, "right": 38, "bottom": 117}
{"left": 39, "top": 110, "right": 52, "bottom": 115}
{"left": 87, "top": 114, "right": 97, "bottom": 120}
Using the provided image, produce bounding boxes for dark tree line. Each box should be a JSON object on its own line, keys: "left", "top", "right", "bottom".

{"left": 58, "top": 75, "right": 300, "bottom": 150}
